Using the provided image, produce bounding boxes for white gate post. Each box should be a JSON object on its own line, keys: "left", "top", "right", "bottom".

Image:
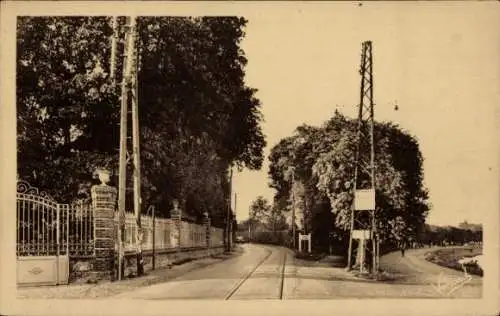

{"left": 298, "top": 234, "right": 303, "bottom": 252}
{"left": 308, "top": 233, "right": 311, "bottom": 253}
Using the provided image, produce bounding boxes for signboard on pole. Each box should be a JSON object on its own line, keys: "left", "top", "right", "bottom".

{"left": 352, "top": 229, "right": 371, "bottom": 240}
{"left": 355, "top": 189, "right": 375, "bottom": 210}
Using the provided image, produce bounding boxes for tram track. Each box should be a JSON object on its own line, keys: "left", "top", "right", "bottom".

{"left": 279, "top": 251, "right": 287, "bottom": 300}
{"left": 224, "top": 246, "right": 288, "bottom": 300}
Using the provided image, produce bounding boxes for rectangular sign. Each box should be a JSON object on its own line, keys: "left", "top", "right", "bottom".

{"left": 299, "top": 233, "right": 311, "bottom": 241}
{"left": 354, "top": 189, "right": 375, "bottom": 210}
{"left": 352, "top": 229, "right": 371, "bottom": 240}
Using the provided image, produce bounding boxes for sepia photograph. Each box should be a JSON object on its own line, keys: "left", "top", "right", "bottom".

{"left": 1, "top": 1, "right": 499, "bottom": 315}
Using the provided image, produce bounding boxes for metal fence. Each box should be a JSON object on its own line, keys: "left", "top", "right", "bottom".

{"left": 66, "top": 198, "right": 94, "bottom": 257}
{"left": 142, "top": 215, "right": 176, "bottom": 250}
{"left": 16, "top": 180, "right": 94, "bottom": 258}
{"left": 17, "top": 178, "right": 225, "bottom": 260}
{"left": 211, "top": 226, "right": 224, "bottom": 247}
{"left": 16, "top": 192, "right": 60, "bottom": 256}
{"left": 115, "top": 212, "right": 225, "bottom": 253}
{"left": 180, "top": 220, "right": 206, "bottom": 248}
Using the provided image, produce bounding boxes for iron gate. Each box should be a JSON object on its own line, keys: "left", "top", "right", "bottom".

{"left": 16, "top": 180, "right": 94, "bottom": 286}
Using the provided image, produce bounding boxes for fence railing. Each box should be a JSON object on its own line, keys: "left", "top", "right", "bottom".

{"left": 16, "top": 193, "right": 94, "bottom": 258}
{"left": 16, "top": 193, "right": 59, "bottom": 256}
{"left": 142, "top": 215, "right": 176, "bottom": 250}
{"left": 114, "top": 212, "right": 225, "bottom": 254}
{"left": 211, "top": 226, "right": 224, "bottom": 247}
{"left": 66, "top": 198, "right": 94, "bottom": 257}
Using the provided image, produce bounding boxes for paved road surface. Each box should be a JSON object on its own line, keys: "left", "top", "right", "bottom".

{"left": 115, "top": 244, "right": 482, "bottom": 299}
{"left": 380, "top": 247, "right": 482, "bottom": 287}
{"left": 115, "top": 244, "right": 285, "bottom": 299}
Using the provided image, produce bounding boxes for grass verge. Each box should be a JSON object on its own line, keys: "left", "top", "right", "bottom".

{"left": 424, "top": 247, "right": 483, "bottom": 277}
{"left": 294, "top": 251, "right": 326, "bottom": 261}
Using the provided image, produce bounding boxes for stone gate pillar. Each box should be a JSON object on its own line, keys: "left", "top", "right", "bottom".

{"left": 171, "top": 200, "right": 182, "bottom": 253}
{"left": 91, "top": 169, "right": 117, "bottom": 281}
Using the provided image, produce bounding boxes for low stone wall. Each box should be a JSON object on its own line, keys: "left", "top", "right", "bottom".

{"left": 69, "top": 246, "right": 225, "bottom": 283}
{"left": 123, "top": 246, "right": 225, "bottom": 278}
{"left": 69, "top": 258, "right": 95, "bottom": 284}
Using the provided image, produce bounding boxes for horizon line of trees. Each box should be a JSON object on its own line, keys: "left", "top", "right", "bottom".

{"left": 238, "top": 197, "right": 483, "bottom": 253}
{"left": 418, "top": 222, "right": 482, "bottom": 247}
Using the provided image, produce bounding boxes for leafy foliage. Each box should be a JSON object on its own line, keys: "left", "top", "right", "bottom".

{"left": 419, "top": 223, "right": 482, "bottom": 246}
{"left": 17, "top": 16, "right": 265, "bottom": 227}
{"left": 268, "top": 111, "right": 430, "bottom": 252}
{"left": 17, "top": 17, "right": 118, "bottom": 201}
{"left": 249, "top": 196, "right": 271, "bottom": 224}
{"left": 243, "top": 196, "right": 290, "bottom": 245}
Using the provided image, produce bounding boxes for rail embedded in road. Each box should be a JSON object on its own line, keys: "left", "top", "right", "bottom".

{"left": 225, "top": 246, "right": 288, "bottom": 300}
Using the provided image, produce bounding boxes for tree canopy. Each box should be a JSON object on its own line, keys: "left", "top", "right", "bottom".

{"left": 17, "top": 16, "right": 266, "bottom": 227}
{"left": 268, "top": 110, "right": 429, "bottom": 252}
{"left": 244, "top": 196, "right": 289, "bottom": 245}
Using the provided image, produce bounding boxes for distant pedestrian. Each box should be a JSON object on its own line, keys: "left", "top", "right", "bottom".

{"left": 400, "top": 247, "right": 405, "bottom": 257}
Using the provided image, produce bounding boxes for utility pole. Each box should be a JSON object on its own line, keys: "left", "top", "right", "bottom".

{"left": 116, "top": 15, "right": 128, "bottom": 281}
{"left": 131, "top": 16, "right": 144, "bottom": 276}
{"left": 234, "top": 192, "right": 237, "bottom": 244}
{"left": 226, "top": 165, "right": 233, "bottom": 252}
{"left": 109, "top": 15, "right": 124, "bottom": 281}
{"left": 291, "top": 168, "right": 296, "bottom": 250}
{"left": 109, "top": 16, "right": 118, "bottom": 83}
{"left": 248, "top": 207, "right": 252, "bottom": 243}
{"left": 115, "top": 15, "right": 144, "bottom": 279}
{"left": 346, "top": 41, "right": 378, "bottom": 274}
{"left": 234, "top": 193, "right": 237, "bottom": 215}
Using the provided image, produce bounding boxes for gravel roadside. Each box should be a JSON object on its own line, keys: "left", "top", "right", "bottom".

{"left": 17, "top": 248, "right": 244, "bottom": 300}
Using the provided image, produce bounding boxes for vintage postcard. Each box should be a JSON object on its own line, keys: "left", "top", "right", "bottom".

{"left": 1, "top": 1, "right": 499, "bottom": 316}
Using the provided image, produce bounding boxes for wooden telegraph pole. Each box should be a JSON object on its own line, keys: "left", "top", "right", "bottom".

{"left": 233, "top": 192, "right": 237, "bottom": 246}
{"left": 131, "top": 16, "right": 144, "bottom": 276}
{"left": 291, "top": 169, "right": 296, "bottom": 250}
{"left": 109, "top": 15, "right": 124, "bottom": 281}
{"left": 226, "top": 166, "right": 233, "bottom": 252}
{"left": 115, "top": 16, "right": 144, "bottom": 279}
{"left": 248, "top": 207, "right": 252, "bottom": 243}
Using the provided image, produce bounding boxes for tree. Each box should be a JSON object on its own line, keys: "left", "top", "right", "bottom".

{"left": 268, "top": 204, "right": 288, "bottom": 233}
{"left": 268, "top": 111, "right": 429, "bottom": 254}
{"left": 17, "top": 16, "right": 266, "bottom": 228}
{"left": 17, "top": 17, "right": 118, "bottom": 202}
{"left": 247, "top": 197, "right": 290, "bottom": 245}
{"left": 420, "top": 223, "right": 482, "bottom": 246}
{"left": 249, "top": 196, "right": 271, "bottom": 223}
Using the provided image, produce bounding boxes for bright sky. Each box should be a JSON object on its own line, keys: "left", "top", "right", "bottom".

{"left": 1, "top": 2, "right": 498, "bottom": 229}
{"left": 232, "top": 3, "right": 500, "bottom": 227}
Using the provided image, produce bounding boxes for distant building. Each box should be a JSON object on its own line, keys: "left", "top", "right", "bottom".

{"left": 458, "top": 220, "right": 482, "bottom": 232}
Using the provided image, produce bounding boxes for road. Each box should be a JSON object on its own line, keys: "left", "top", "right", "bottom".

{"left": 380, "top": 246, "right": 483, "bottom": 286}
{"left": 114, "top": 244, "right": 482, "bottom": 299}
{"left": 115, "top": 244, "right": 288, "bottom": 299}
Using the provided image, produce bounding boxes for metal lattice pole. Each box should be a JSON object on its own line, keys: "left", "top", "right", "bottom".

{"left": 346, "top": 41, "right": 378, "bottom": 274}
